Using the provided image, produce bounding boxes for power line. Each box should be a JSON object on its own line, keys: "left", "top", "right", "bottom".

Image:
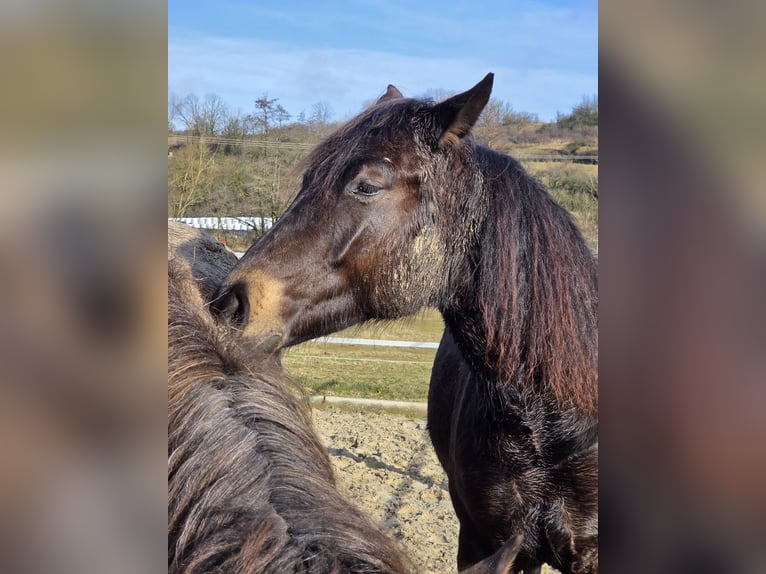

{"left": 167, "top": 135, "right": 598, "bottom": 163}
{"left": 168, "top": 134, "right": 315, "bottom": 150}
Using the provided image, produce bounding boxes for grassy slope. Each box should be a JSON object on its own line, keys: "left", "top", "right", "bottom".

{"left": 282, "top": 309, "right": 443, "bottom": 401}
{"left": 284, "top": 343, "right": 437, "bottom": 401}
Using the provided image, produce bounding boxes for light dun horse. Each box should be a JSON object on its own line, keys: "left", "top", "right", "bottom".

{"left": 214, "top": 74, "right": 598, "bottom": 573}
{"left": 169, "top": 224, "right": 521, "bottom": 573}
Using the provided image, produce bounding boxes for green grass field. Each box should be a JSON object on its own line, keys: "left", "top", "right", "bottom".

{"left": 324, "top": 308, "right": 445, "bottom": 342}
{"left": 282, "top": 309, "right": 444, "bottom": 401}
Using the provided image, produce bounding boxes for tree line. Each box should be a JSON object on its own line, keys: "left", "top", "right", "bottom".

{"left": 168, "top": 92, "right": 335, "bottom": 139}
{"left": 168, "top": 90, "right": 598, "bottom": 239}
{"left": 168, "top": 90, "right": 597, "bottom": 146}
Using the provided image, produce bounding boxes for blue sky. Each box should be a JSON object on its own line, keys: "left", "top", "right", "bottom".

{"left": 169, "top": 0, "right": 597, "bottom": 123}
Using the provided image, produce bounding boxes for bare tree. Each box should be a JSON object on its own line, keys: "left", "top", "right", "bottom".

{"left": 175, "top": 93, "right": 229, "bottom": 136}
{"left": 274, "top": 103, "right": 291, "bottom": 129}
{"left": 176, "top": 94, "right": 204, "bottom": 134}
{"left": 310, "top": 101, "right": 333, "bottom": 125}
{"left": 168, "top": 91, "right": 183, "bottom": 133}
{"left": 251, "top": 94, "right": 279, "bottom": 135}
{"left": 221, "top": 112, "right": 247, "bottom": 154}
{"left": 168, "top": 141, "right": 217, "bottom": 217}
{"left": 556, "top": 95, "right": 598, "bottom": 129}
{"left": 420, "top": 88, "right": 457, "bottom": 102}
{"left": 475, "top": 99, "right": 513, "bottom": 148}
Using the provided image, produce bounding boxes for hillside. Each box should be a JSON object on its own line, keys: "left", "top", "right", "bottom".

{"left": 168, "top": 94, "right": 598, "bottom": 248}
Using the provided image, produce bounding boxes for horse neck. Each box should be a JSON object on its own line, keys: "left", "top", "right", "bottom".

{"left": 440, "top": 146, "right": 598, "bottom": 414}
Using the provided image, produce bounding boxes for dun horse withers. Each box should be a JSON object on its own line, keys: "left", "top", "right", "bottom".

{"left": 214, "top": 74, "right": 598, "bottom": 573}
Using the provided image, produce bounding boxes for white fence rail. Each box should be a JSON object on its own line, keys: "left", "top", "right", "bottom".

{"left": 314, "top": 336, "right": 439, "bottom": 349}
{"left": 170, "top": 216, "right": 273, "bottom": 232}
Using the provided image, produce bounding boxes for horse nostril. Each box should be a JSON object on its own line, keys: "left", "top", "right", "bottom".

{"left": 212, "top": 283, "right": 250, "bottom": 328}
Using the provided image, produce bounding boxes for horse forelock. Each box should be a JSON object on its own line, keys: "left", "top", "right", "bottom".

{"left": 297, "top": 99, "right": 432, "bottom": 201}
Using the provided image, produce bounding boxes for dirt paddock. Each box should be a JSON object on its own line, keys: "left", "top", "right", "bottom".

{"left": 312, "top": 405, "right": 557, "bottom": 574}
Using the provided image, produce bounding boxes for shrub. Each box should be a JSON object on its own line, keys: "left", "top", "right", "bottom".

{"left": 556, "top": 95, "right": 598, "bottom": 130}
{"left": 534, "top": 163, "right": 598, "bottom": 198}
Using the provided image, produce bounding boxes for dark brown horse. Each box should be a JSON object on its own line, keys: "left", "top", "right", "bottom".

{"left": 169, "top": 226, "right": 521, "bottom": 574}
{"left": 213, "top": 74, "right": 598, "bottom": 573}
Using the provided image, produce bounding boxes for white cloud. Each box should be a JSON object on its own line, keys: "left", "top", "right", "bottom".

{"left": 168, "top": 26, "right": 596, "bottom": 121}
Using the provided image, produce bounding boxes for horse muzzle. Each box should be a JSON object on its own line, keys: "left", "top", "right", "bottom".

{"left": 212, "top": 271, "right": 290, "bottom": 351}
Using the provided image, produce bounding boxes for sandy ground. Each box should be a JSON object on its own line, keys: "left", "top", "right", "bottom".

{"left": 312, "top": 406, "right": 460, "bottom": 573}
{"left": 312, "top": 405, "right": 558, "bottom": 574}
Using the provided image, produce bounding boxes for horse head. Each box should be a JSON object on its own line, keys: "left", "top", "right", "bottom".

{"left": 213, "top": 74, "right": 494, "bottom": 348}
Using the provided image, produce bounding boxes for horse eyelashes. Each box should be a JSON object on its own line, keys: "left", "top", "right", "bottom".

{"left": 355, "top": 181, "right": 383, "bottom": 196}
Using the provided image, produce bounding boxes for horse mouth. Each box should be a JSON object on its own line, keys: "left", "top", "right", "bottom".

{"left": 249, "top": 331, "right": 286, "bottom": 354}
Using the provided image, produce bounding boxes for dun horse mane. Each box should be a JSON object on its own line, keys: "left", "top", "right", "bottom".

{"left": 168, "top": 262, "right": 411, "bottom": 574}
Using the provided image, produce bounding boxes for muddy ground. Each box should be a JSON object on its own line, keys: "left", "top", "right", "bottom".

{"left": 312, "top": 405, "right": 556, "bottom": 574}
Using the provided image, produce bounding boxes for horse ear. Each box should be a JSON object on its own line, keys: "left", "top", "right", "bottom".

{"left": 434, "top": 72, "right": 494, "bottom": 148}
{"left": 377, "top": 84, "right": 403, "bottom": 104}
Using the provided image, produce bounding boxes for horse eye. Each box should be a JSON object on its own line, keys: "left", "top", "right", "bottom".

{"left": 354, "top": 181, "right": 383, "bottom": 197}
